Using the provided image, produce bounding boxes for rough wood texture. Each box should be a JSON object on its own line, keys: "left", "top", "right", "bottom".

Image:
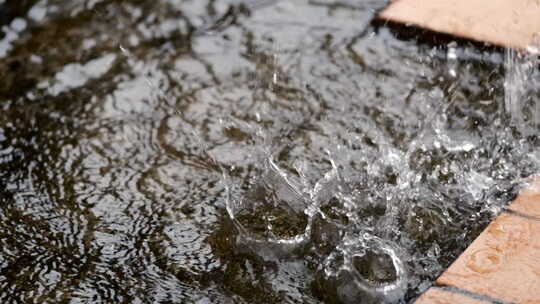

{"left": 507, "top": 177, "right": 540, "bottom": 219}
{"left": 415, "top": 178, "right": 540, "bottom": 303}
{"left": 436, "top": 212, "right": 540, "bottom": 303}
{"left": 379, "top": 0, "right": 540, "bottom": 52}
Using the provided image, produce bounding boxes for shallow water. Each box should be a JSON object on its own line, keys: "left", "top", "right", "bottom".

{"left": 0, "top": 0, "right": 539, "bottom": 303}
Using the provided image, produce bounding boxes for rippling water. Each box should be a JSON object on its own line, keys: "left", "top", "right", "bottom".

{"left": 0, "top": 0, "right": 539, "bottom": 303}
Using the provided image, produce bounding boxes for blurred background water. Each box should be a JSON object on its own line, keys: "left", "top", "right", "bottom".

{"left": 0, "top": 0, "right": 539, "bottom": 303}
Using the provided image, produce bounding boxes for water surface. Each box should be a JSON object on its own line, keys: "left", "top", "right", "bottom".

{"left": 0, "top": 1, "right": 539, "bottom": 303}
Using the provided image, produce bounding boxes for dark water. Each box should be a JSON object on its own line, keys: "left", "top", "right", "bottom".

{"left": 0, "top": 1, "right": 538, "bottom": 303}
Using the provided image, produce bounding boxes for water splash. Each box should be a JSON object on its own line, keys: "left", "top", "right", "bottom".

{"left": 504, "top": 41, "right": 540, "bottom": 134}
{"left": 224, "top": 155, "right": 312, "bottom": 261}
{"left": 3, "top": 0, "right": 540, "bottom": 303}
{"left": 224, "top": 145, "right": 409, "bottom": 301}
{"left": 320, "top": 234, "right": 407, "bottom": 304}
{"left": 219, "top": 35, "right": 540, "bottom": 302}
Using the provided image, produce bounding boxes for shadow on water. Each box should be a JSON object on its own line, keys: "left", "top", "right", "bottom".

{"left": 0, "top": 0, "right": 538, "bottom": 303}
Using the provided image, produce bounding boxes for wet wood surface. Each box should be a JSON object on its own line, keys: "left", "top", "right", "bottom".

{"left": 379, "top": 0, "right": 540, "bottom": 52}
{"left": 416, "top": 178, "right": 540, "bottom": 303}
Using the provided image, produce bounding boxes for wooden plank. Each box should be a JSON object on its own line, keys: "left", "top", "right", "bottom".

{"left": 433, "top": 177, "right": 540, "bottom": 303}
{"left": 413, "top": 179, "right": 540, "bottom": 303}
{"left": 378, "top": 0, "right": 540, "bottom": 52}
{"left": 507, "top": 177, "right": 540, "bottom": 219}
{"left": 435, "top": 212, "right": 540, "bottom": 303}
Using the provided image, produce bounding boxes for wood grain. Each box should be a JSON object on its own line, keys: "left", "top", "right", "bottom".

{"left": 379, "top": 0, "right": 540, "bottom": 52}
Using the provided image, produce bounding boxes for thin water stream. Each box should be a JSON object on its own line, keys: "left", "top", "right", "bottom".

{"left": 0, "top": 0, "right": 539, "bottom": 303}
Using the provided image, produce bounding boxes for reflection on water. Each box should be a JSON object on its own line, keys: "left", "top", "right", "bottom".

{"left": 0, "top": 0, "right": 539, "bottom": 303}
